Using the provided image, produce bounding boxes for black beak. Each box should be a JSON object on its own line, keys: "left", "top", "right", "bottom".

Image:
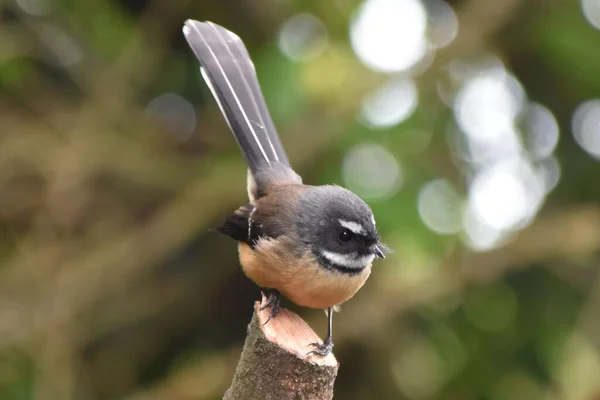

{"left": 372, "top": 245, "right": 385, "bottom": 259}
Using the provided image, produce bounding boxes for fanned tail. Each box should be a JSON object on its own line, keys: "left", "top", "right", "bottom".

{"left": 183, "top": 20, "right": 290, "bottom": 172}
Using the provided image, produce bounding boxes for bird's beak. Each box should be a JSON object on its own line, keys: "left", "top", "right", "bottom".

{"left": 372, "top": 245, "right": 385, "bottom": 259}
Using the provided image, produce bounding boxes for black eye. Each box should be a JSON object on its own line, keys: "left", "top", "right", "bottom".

{"left": 339, "top": 228, "right": 353, "bottom": 242}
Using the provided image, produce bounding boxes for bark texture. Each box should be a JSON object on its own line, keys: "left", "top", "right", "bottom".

{"left": 223, "top": 300, "right": 338, "bottom": 400}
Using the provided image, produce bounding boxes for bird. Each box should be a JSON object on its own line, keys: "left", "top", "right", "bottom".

{"left": 182, "top": 19, "right": 387, "bottom": 356}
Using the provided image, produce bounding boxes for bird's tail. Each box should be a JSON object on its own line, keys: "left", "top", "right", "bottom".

{"left": 183, "top": 20, "right": 290, "bottom": 173}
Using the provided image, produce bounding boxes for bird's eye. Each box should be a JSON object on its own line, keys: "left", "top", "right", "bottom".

{"left": 339, "top": 228, "right": 353, "bottom": 242}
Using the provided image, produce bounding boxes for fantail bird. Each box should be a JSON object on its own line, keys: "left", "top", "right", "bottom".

{"left": 182, "top": 20, "right": 387, "bottom": 356}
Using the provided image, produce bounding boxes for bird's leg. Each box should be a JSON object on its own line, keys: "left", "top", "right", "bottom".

{"left": 259, "top": 288, "right": 280, "bottom": 325}
{"left": 307, "top": 307, "right": 334, "bottom": 356}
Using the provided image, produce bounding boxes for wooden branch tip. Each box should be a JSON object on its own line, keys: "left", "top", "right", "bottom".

{"left": 224, "top": 296, "right": 338, "bottom": 399}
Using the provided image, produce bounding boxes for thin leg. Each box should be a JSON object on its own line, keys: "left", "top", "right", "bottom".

{"left": 259, "top": 288, "right": 280, "bottom": 325}
{"left": 307, "top": 307, "right": 334, "bottom": 356}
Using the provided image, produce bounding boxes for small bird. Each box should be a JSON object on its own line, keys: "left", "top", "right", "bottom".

{"left": 183, "top": 20, "right": 386, "bottom": 356}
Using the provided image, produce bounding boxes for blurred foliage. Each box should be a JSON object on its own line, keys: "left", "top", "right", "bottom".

{"left": 1, "top": 0, "right": 600, "bottom": 399}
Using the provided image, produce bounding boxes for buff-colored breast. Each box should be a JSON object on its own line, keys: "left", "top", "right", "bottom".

{"left": 238, "top": 239, "right": 371, "bottom": 309}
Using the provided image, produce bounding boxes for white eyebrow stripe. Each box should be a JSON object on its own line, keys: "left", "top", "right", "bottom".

{"left": 321, "top": 250, "right": 374, "bottom": 269}
{"left": 187, "top": 22, "right": 271, "bottom": 164}
{"left": 339, "top": 219, "right": 366, "bottom": 235}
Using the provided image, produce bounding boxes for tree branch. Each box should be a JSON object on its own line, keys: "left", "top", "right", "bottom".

{"left": 224, "top": 299, "right": 338, "bottom": 400}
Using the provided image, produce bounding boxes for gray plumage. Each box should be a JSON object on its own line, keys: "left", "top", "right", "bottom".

{"left": 296, "top": 185, "right": 381, "bottom": 273}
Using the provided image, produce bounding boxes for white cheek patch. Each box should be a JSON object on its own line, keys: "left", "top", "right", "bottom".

{"left": 339, "top": 219, "right": 366, "bottom": 235}
{"left": 320, "top": 250, "right": 375, "bottom": 269}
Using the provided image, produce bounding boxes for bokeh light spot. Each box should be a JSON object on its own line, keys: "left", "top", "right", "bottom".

{"left": 350, "top": 0, "right": 428, "bottom": 72}
{"left": 423, "top": 0, "right": 458, "bottom": 48}
{"left": 448, "top": 54, "right": 505, "bottom": 84}
{"left": 392, "top": 340, "right": 442, "bottom": 398}
{"left": 417, "top": 179, "right": 462, "bottom": 235}
{"left": 521, "top": 102, "right": 560, "bottom": 160}
{"left": 278, "top": 13, "right": 328, "bottom": 62}
{"left": 572, "top": 99, "right": 600, "bottom": 160}
{"left": 582, "top": 0, "right": 600, "bottom": 30}
{"left": 462, "top": 207, "right": 509, "bottom": 251}
{"left": 146, "top": 93, "right": 197, "bottom": 141}
{"left": 342, "top": 143, "right": 402, "bottom": 200}
{"left": 468, "top": 158, "right": 544, "bottom": 232}
{"left": 455, "top": 69, "right": 525, "bottom": 144}
{"left": 536, "top": 156, "right": 561, "bottom": 194}
{"left": 360, "top": 78, "right": 418, "bottom": 128}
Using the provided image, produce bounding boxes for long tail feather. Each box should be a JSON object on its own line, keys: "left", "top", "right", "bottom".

{"left": 183, "top": 20, "right": 290, "bottom": 172}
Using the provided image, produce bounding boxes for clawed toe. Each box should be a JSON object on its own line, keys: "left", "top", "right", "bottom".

{"left": 260, "top": 289, "right": 280, "bottom": 325}
{"left": 306, "top": 338, "right": 333, "bottom": 357}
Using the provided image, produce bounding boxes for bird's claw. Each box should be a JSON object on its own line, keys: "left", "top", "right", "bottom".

{"left": 260, "top": 289, "right": 280, "bottom": 325}
{"left": 306, "top": 337, "right": 333, "bottom": 357}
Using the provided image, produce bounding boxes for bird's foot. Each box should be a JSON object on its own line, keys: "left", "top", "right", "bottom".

{"left": 260, "top": 289, "right": 280, "bottom": 325}
{"left": 307, "top": 337, "right": 333, "bottom": 357}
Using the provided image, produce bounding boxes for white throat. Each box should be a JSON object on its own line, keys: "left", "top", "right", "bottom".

{"left": 320, "top": 250, "right": 374, "bottom": 270}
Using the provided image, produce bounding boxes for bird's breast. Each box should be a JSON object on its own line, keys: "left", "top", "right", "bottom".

{"left": 238, "top": 239, "right": 371, "bottom": 309}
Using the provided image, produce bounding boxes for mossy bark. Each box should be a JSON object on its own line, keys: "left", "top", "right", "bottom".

{"left": 223, "top": 303, "right": 338, "bottom": 400}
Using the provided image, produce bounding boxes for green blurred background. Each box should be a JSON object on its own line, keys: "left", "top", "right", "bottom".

{"left": 2, "top": 0, "right": 600, "bottom": 399}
